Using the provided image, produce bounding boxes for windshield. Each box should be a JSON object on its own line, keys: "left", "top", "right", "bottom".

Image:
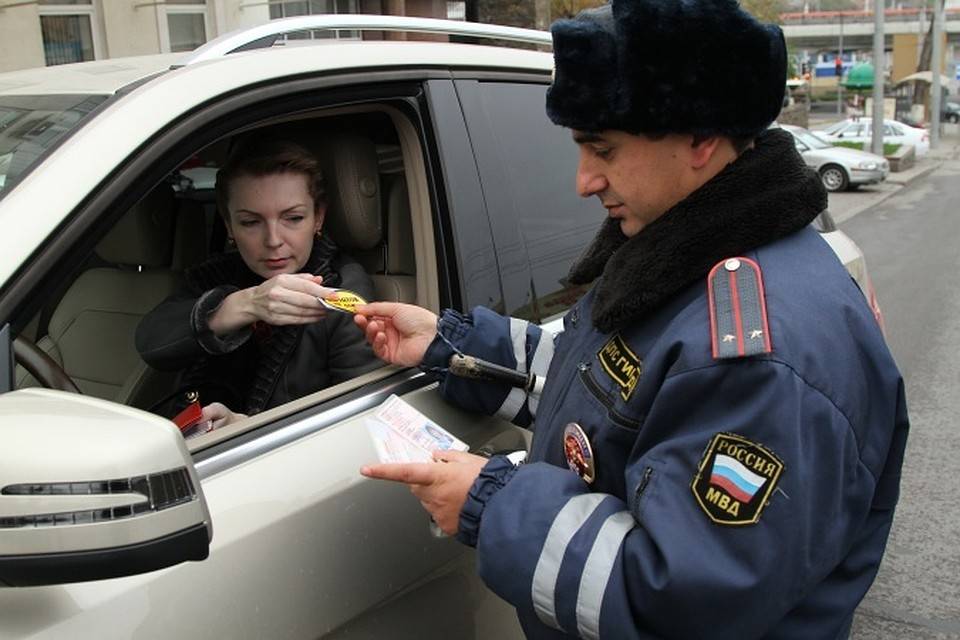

{"left": 792, "top": 128, "right": 833, "bottom": 150}
{"left": 820, "top": 121, "right": 848, "bottom": 135}
{"left": 0, "top": 94, "right": 108, "bottom": 195}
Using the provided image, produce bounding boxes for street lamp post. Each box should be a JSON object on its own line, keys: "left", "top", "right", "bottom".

{"left": 871, "top": 0, "right": 885, "bottom": 156}
{"left": 931, "top": 0, "right": 944, "bottom": 148}
{"left": 837, "top": 14, "right": 845, "bottom": 115}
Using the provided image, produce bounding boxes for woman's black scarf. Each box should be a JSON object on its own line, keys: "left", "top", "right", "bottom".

{"left": 182, "top": 234, "right": 342, "bottom": 415}
{"left": 566, "top": 128, "right": 827, "bottom": 333}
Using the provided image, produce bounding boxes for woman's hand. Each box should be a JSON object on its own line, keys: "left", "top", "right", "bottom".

{"left": 200, "top": 402, "right": 247, "bottom": 431}
{"left": 208, "top": 274, "right": 330, "bottom": 334}
{"left": 354, "top": 302, "right": 439, "bottom": 367}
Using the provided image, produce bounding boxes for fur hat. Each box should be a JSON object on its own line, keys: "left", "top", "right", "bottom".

{"left": 546, "top": 0, "right": 787, "bottom": 139}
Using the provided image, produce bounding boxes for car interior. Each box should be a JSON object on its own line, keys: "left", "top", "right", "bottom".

{"left": 14, "top": 106, "right": 431, "bottom": 437}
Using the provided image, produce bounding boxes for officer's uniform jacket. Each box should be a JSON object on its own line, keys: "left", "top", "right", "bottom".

{"left": 421, "top": 131, "right": 909, "bottom": 639}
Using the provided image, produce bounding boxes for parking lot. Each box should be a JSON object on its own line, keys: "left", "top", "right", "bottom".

{"left": 809, "top": 115, "right": 960, "bottom": 224}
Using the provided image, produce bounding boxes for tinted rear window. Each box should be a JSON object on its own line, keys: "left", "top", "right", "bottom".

{"left": 468, "top": 81, "right": 599, "bottom": 322}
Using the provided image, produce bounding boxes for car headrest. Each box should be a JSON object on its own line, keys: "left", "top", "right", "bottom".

{"left": 320, "top": 133, "right": 383, "bottom": 251}
{"left": 96, "top": 185, "right": 176, "bottom": 267}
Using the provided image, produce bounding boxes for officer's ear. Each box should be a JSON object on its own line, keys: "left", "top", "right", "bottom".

{"left": 688, "top": 134, "right": 725, "bottom": 170}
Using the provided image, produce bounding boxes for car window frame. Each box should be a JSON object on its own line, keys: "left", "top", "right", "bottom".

{"left": 0, "top": 73, "right": 442, "bottom": 331}
{"left": 0, "top": 71, "right": 476, "bottom": 473}
{"left": 451, "top": 72, "right": 600, "bottom": 323}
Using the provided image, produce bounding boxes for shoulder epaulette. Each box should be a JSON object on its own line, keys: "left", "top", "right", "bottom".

{"left": 707, "top": 257, "right": 772, "bottom": 360}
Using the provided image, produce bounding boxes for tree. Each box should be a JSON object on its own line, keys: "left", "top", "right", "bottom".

{"left": 740, "top": 0, "right": 785, "bottom": 23}
{"left": 468, "top": 0, "right": 551, "bottom": 31}
{"left": 551, "top": 0, "right": 604, "bottom": 20}
{"left": 914, "top": 0, "right": 946, "bottom": 105}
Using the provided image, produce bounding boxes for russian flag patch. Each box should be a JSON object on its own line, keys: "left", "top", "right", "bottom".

{"left": 692, "top": 432, "right": 785, "bottom": 526}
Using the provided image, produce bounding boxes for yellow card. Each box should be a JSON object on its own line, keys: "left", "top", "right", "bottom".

{"left": 319, "top": 288, "right": 367, "bottom": 314}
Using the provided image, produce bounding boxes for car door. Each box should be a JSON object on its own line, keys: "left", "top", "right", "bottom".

{"left": 452, "top": 77, "right": 600, "bottom": 325}
{"left": 842, "top": 122, "right": 867, "bottom": 145}
{"left": 883, "top": 123, "right": 902, "bottom": 147}
{"left": 0, "top": 63, "right": 527, "bottom": 639}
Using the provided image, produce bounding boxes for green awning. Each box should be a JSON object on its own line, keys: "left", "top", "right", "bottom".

{"left": 843, "top": 63, "right": 874, "bottom": 89}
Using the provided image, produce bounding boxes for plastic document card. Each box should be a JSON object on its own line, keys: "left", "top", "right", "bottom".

{"left": 366, "top": 395, "right": 468, "bottom": 463}
{"left": 319, "top": 288, "right": 367, "bottom": 314}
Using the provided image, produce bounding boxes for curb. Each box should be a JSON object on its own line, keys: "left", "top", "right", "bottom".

{"left": 834, "top": 160, "right": 943, "bottom": 225}
{"left": 886, "top": 161, "right": 941, "bottom": 186}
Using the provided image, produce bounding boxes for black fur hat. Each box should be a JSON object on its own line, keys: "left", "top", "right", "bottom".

{"left": 546, "top": 0, "right": 787, "bottom": 139}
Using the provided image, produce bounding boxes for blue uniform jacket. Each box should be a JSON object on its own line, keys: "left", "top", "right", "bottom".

{"left": 422, "top": 226, "right": 908, "bottom": 639}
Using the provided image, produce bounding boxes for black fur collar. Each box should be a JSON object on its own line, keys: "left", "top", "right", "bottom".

{"left": 567, "top": 128, "right": 826, "bottom": 333}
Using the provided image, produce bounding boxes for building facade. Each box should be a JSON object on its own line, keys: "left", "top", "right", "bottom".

{"left": 0, "top": 0, "right": 449, "bottom": 73}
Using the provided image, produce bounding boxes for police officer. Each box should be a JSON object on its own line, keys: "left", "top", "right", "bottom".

{"left": 356, "top": 0, "right": 909, "bottom": 637}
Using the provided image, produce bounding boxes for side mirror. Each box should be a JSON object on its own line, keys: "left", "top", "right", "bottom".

{"left": 0, "top": 389, "right": 211, "bottom": 587}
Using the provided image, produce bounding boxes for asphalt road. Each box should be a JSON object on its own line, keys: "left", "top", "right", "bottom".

{"left": 843, "top": 155, "right": 960, "bottom": 638}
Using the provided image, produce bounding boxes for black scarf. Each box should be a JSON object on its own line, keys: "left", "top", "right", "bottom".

{"left": 566, "top": 128, "right": 827, "bottom": 333}
{"left": 182, "top": 234, "right": 343, "bottom": 415}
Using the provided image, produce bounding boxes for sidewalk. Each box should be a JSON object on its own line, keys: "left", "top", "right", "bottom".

{"left": 826, "top": 129, "right": 959, "bottom": 224}
{"left": 887, "top": 129, "right": 960, "bottom": 186}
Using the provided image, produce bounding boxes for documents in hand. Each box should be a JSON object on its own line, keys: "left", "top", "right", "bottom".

{"left": 366, "top": 395, "right": 468, "bottom": 463}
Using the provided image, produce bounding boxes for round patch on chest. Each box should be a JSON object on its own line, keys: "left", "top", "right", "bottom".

{"left": 563, "top": 422, "right": 596, "bottom": 484}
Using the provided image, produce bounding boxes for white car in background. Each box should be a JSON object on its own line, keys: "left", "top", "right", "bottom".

{"left": 782, "top": 124, "right": 888, "bottom": 192}
{"left": 817, "top": 117, "right": 930, "bottom": 157}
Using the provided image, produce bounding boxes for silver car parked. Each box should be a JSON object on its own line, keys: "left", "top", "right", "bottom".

{"left": 782, "top": 124, "right": 888, "bottom": 193}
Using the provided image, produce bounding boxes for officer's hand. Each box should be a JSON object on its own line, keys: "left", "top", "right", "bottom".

{"left": 354, "top": 302, "right": 438, "bottom": 367}
{"left": 360, "top": 450, "right": 488, "bottom": 535}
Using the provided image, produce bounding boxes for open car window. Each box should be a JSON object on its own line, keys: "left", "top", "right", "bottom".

{"left": 12, "top": 103, "right": 433, "bottom": 449}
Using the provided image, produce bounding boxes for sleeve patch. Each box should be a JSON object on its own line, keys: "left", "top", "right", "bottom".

{"left": 691, "top": 432, "right": 784, "bottom": 526}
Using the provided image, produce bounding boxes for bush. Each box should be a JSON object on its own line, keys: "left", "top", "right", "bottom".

{"left": 832, "top": 141, "right": 901, "bottom": 156}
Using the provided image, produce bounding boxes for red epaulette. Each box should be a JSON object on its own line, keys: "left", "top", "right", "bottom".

{"left": 707, "top": 257, "right": 772, "bottom": 359}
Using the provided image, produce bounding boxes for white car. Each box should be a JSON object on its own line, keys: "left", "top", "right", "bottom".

{"left": 817, "top": 117, "right": 930, "bottom": 157}
{"left": 0, "top": 16, "right": 572, "bottom": 639}
{"left": 0, "top": 15, "right": 885, "bottom": 638}
{"left": 782, "top": 124, "right": 888, "bottom": 192}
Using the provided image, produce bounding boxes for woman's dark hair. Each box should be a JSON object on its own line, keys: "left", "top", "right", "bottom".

{"left": 215, "top": 137, "right": 325, "bottom": 220}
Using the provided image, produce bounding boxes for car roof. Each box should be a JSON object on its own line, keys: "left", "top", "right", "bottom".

{"left": 0, "top": 54, "right": 184, "bottom": 96}
{"left": 0, "top": 40, "right": 552, "bottom": 98}
{"left": 0, "top": 41, "right": 553, "bottom": 282}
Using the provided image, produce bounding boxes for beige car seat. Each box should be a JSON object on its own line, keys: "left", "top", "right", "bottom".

{"left": 320, "top": 133, "right": 417, "bottom": 303}
{"left": 16, "top": 186, "right": 181, "bottom": 408}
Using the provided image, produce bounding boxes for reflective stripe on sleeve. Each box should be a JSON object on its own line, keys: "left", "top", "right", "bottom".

{"left": 532, "top": 493, "right": 608, "bottom": 631}
{"left": 575, "top": 511, "right": 636, "bottom": 640}
{"left": 527, "top": 330, "right": 555, "bottom": 417}
{"left": 530, "top": 329, "right": 555, "bottom": 375}
{"left": 495, "top": 318, "right": 530, "bottom": 421}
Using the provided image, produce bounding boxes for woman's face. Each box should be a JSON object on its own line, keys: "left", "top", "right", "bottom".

{"left": 225, "top": 171, "right": 324, "bottom": 279}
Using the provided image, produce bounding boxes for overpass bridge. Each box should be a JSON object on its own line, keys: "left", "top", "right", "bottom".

{"left": 781, "top": 8, "right": 960, "bottom": 51}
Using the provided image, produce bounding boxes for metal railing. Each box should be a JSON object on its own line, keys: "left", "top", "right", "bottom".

{"left": 780, "top": 7, "right": 960, "bottom": 25}
{"left": 181, "top": 14, "right": 552, "bottom": 66}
